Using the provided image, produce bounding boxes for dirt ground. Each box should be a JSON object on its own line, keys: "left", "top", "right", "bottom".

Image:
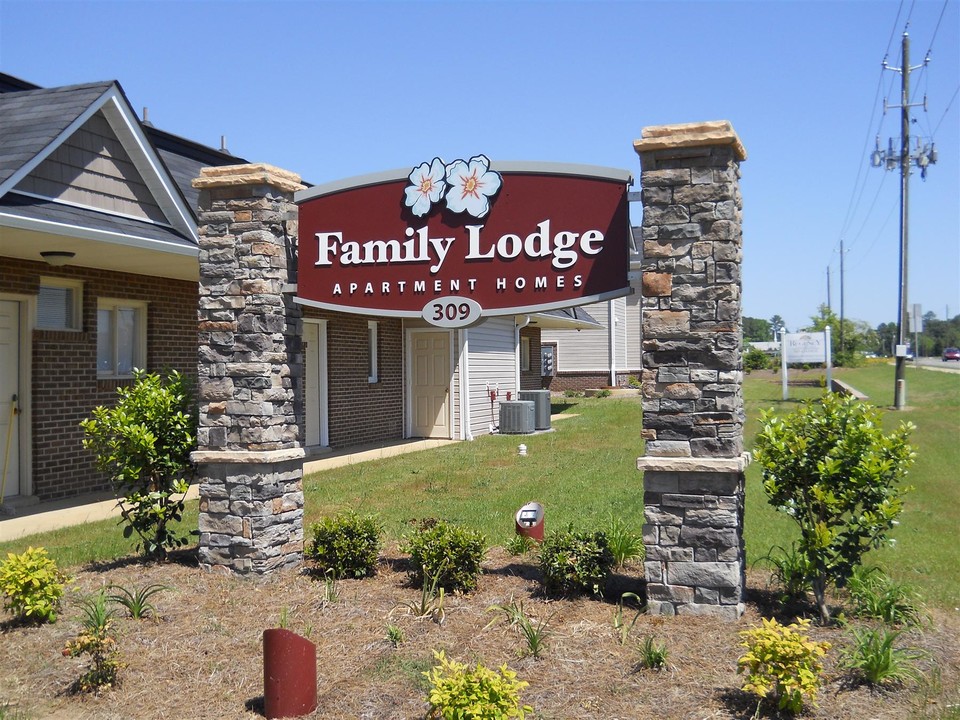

{"left": 2, "top": 545, "right": 958, "bottom": 720}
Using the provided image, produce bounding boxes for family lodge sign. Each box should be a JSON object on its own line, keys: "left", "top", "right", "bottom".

{"left": 295, "top": 157, "right": 632, "bottom": 327}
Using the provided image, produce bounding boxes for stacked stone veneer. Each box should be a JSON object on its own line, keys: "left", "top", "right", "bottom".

{"left": 634, "top": 122, "right": 750, "bottom": 619}
{"left": 191, "top": 164, "right": 306, "bottom": 575}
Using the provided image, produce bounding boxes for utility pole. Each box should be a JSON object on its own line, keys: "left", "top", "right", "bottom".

{"left": 871, "top": 32, "right": 936, "bottom": 409}
{"left": 826, "top": 265, "right": 832, "bottom": 311}
{"left": 839, "top": 238, "right": 846, "bottom": 357}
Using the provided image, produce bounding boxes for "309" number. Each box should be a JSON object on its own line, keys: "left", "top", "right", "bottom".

{"left": 421, "top": 296, "right": 483, "bottom": 328}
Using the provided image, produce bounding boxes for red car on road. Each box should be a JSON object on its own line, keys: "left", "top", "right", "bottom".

{"left": 943, "top": 347, "right": 960, "bottom": 361}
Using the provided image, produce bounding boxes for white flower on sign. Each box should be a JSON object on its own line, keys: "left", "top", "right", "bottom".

{"left": 444, "top": 155, "right": 502, "bottom": 219}
{"left": 404, "top": 158, "right": 447, "bottom": 217}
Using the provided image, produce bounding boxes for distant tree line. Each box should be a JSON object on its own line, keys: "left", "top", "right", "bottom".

{"left": 743, "top": 309, "right": 960, "bottom": 368}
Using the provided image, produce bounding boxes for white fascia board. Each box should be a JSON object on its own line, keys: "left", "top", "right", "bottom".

{"left": 0, "top": 212, "right": 199, "bottom": 257}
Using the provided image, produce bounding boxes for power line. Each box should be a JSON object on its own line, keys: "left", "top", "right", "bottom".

{"left": 932, "top": 84, "right": 959, "bottom": 137}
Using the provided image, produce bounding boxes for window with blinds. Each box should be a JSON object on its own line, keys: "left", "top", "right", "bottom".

{"left": 37, "top": 278, "right": 82, "bottom": 330}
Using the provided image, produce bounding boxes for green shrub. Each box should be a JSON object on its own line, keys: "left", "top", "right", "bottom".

{"left": 306, "top": 510, "right": 384, "bottom": 578}
{"left": 627, "top": 375, "right": 642, "bottom": 389}
{"left": 738, "top": 617, "right": 830, "bottom": 714}
{"left": 841, "top": 626, "right": 925, "bottom": 686}
{"left": 0, "top": 546, "right": 68, "bottom": 624}
{"left": 563, "top": 390, "right": 582, "bottom": 398}
{"left": 594, "top": 388, "right": 612, "bottom": 398}
{"left": 63, "top": 590, "right": 122, "bottom": 693}
{"left": 424, "top": 650, "right": 532, "bottom": 719}
{"left": 108, "top": 583, "right": 168, "bottom": 620}
{"left": 538, "top": 524, "right": 614, "bottom": 597}
{"left": 400, "top": 519, "right": 487, "bottom": 593}
{"left": 753, "top": 393, "right": 915, "bottom": 623}
{"left": 744, "top": 346, "right": 771, "bottom": 371}
{"left": 80, "top": 369, "right": 196, "bottom": 560}
{"left": 846, "top": 566, "right": 926, "bottom": 627}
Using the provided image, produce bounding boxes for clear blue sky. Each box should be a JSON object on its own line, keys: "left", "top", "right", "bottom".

{"left": 2, "top": 0, "right": 957, "bottom": 333}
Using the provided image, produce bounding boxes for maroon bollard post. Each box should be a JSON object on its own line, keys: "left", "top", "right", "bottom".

{"left": 263, "top": 628, "right": 317, "bottom": 719}
{"left": 515, "top": 501, "right": 545, "bottom": 542}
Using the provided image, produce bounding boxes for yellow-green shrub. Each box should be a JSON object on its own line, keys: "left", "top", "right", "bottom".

{"left": 424, "top": 650, "right": 532, "bottom": 719}
{"left": 0, "top": 546, "right": 68, "bottom": 624}
{"left": 737, "top": 618, "right": 830, "bottom": 714}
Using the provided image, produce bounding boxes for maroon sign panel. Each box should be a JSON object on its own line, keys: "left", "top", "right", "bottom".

{"left": 295, "top": 160, "right": 631, "bottom": 327}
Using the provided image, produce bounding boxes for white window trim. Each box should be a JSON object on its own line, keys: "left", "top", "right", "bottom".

{"left": 367, "top": 320, "right": 379, "bottom": 383}
{"left": 97, "top": 298, "right": 147, "bottom": 378}
{"left": 37, "top": 276, "right": 83, "bottom": 331}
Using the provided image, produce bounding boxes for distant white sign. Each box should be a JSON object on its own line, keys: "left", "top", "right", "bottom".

{"left": 783, "top": 333, "right": 827, "bottom": 363}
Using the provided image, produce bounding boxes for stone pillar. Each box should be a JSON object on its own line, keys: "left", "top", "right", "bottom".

{"left": 634, "top": 122, "right": 750, "bottom": 619}
{"left": 191, "top": 164, "right": 306, "bottom": 575}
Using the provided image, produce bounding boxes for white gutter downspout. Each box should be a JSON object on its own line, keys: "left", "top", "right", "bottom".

{"left": 608, "top": 300, "right": 617, "bottom": 387}
{"left": 461, "top": 330, "right": 473, "bottom": 440}
{"left": 516, "top": 315, "right": 531, "bottom": 392}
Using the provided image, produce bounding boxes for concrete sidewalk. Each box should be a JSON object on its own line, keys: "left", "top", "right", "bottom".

{"left": 0, "top": 438, "right": 456, "bottom": 543}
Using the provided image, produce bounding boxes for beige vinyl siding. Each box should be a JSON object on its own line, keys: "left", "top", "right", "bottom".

{"left": 15, "top": 110, "right": 166, "bottom": 222}
{"left": 541, "top": 298, "right": 630, "bottom": 374}
{"left": 466, "top": 317, "right": 516, "bottom": 438}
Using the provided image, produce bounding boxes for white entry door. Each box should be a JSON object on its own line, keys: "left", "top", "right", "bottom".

{"left": 0, "top": 300, "right": 20, "bottom": 498}
{"left": 303, "top": 320, "right": 328, "bottom": 448}
{"left": 410, "top": 331, "right": 451, "bottom": 438}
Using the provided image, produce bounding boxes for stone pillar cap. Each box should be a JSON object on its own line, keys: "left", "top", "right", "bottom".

{"left": 193, "top": 163, "right": 305, "bottom": 193}
{"left": 633, "top": 120, "right": 747, "bottom": 161}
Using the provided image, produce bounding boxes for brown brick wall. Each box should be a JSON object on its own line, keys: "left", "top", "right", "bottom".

{"left": 2, "top": 257, "right": 197, "bottom": 501}
{"left": 302, "top": 308, "right": 404, "bottom": 448}
{"left": 544, "top": 370, "right": 641, "bottom": 393}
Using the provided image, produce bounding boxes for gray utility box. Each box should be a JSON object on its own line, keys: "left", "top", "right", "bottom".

{"left": 499, "top": 401, "right": 535, "bottom": 434}
{"left": 518, "top": 390, "right": 551, "bottom": 431}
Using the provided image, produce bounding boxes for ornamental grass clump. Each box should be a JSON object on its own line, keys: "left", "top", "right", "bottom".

{"left": 424, "top": 650, "right": 532, "bottom": 719}
{"left": 737, "top": 617, "right": 830, "bottom": 715}
{"left": 753, "top": 393, "right": 915, "bottom": 623}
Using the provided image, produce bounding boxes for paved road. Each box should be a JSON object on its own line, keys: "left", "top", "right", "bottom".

{"left": 910, "top": 356, "right": 960, "bottom": 373}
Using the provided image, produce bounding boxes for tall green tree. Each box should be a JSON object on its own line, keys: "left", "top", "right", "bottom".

{"left": 805, "top": 305, "right": 873, "bottom": 366}
{"left": 744, "top": 317, "right": 772, "bottom": 343}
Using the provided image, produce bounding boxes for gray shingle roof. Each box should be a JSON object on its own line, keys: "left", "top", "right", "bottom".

{"left": 0, "top": 81, "right": 114, "bottom": 188}
{"left": 0, "top": 192, "right": 196, "bottom": 249}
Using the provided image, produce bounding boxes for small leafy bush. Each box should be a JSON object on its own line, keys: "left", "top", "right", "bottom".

{"left": 538, "top": 525, "right": 614, "bottom": 597}
{"left": 627, "top": 375, "right": 642, "bottom": 389}
{"left": 563, "top": 390, "right": 582, "bottom": 398}
{"left": 306, "top": 510, "right": 384, "bottom": 578}
{"left": 424, "top": 650, "right": 532, "bottom": 719}
{"left": 80, "top": 369, "right": 196, "bottom": 560}
{"left": 400, "top": 519, "right": 487, "bottom": 593}
{"left": 744, "top": 346, "right": 771, "bottom": 371}
{"left": 737, "top": 617, "right": 830, "bottom": 714}
{"left": 63, "top": 590, "right": 122, "bottom": 694}
{"left": 594, "top": 388, "right": 612, "bottom": 398}
{"left": 0, "top": 546, "right": 68, "bottom": 624}
{"left": 846, "top": 566, "right": 926, "bottom": 627}
{"left": 841, "top": 626, "right": 926, "bottom": 686}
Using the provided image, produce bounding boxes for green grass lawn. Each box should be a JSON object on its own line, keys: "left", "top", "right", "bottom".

{"left": 3, "top": 362, "right": 956, "bottom": 608}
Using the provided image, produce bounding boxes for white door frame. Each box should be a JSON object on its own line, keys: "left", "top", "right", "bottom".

{"left": 0, "top": 293, "right": 33, "bottom": 499}
{"left": 303, "top": 319, "right": 329, "bottom": 449}
{"left": 405, "top": 327, "right": 455, "bottom": 439}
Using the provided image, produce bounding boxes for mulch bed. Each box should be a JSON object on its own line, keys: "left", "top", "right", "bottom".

{"left": 2, "top": 546, "right": 957, "bottom": 719}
